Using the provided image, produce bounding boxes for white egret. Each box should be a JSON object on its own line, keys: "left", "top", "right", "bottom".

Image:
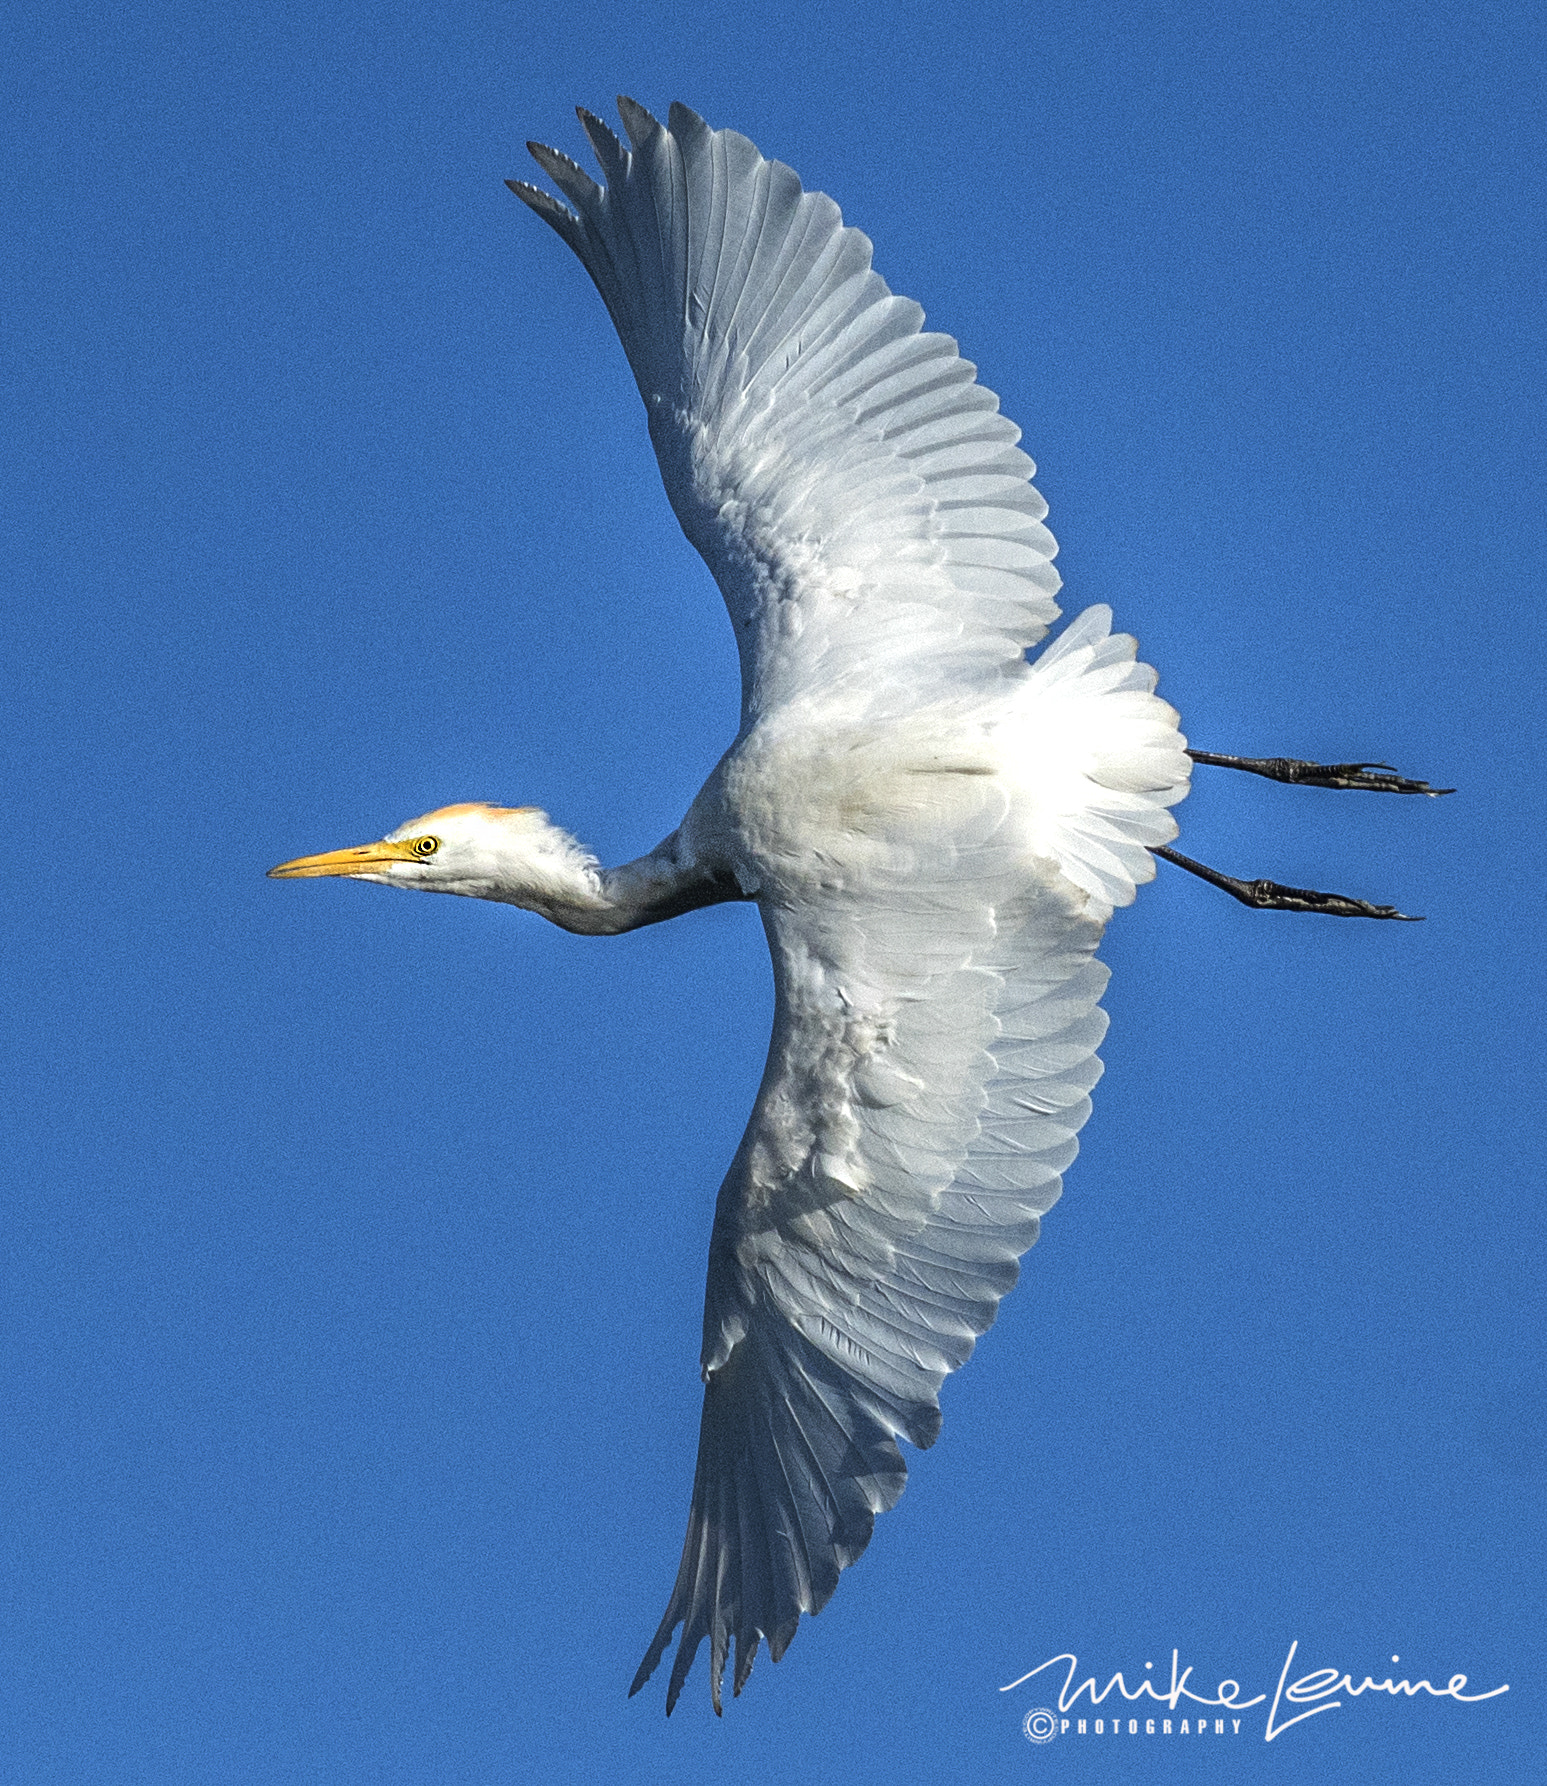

{"left": 271, "top": 99, "right": 1443, "bottom": 1713}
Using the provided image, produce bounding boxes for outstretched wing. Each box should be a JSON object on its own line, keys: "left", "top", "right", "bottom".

{"left": 510, "top": 99, "right": 1061, "bottom": 722}
{"left": 636, "top": 874, "right": 1107, "bottom": 1712}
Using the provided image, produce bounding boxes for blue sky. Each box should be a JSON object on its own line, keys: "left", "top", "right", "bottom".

{"left": 5, "top": 1, "right": 1543, "bottom": 1781}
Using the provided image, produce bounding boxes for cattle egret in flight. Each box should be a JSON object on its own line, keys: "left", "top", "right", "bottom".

{"left": 271, "top": 99, "right": 1445, "bottom": 1714}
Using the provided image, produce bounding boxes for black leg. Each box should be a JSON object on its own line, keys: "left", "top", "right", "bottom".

{"left": 1152, "top": 845, "right": 1422, "bottom": 920}
{"left": 1187, "top": 751, "right": 1453, "bottom": 796}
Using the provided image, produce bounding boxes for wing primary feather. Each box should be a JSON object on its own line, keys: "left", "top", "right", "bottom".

{"left": 616, "top": 92, "right": 660, "bottom": 151}
{"left": 504, "top": 179, "right": 580, "bottom": 239}
{"left": 617, "top": 97, "right": 685, "bottom": 338}
{"left": 523, "top": 140, "right": 599, "bottom": 211}
{"left": 576, "top": 105, "right": 627, "bottom": 180}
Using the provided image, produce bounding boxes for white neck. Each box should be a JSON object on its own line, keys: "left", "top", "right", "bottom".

{"left": 451, "top": 816, "right": 749, "bottom": 936}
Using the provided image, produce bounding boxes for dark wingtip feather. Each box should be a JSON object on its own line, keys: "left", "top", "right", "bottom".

{"left": 576, "top": 105, "right": 627, "bottom": 179}
{"left": 505, "top": 179, "right": 580, "bottom": 235}
{"left": 628, "top": 1609, "right": 677, "bottom": 1703}
{"left": 665, "top": 1638, "right": 696, "bottom": 1714}
{"left": 732, "top": 1629, "right": 760, "bottom": 1697}
{"left": 667, "top": 100, "right": 710, "bottom": 142}
{"left": 525, "top": 139, "right": 601, "bottom": 212}
{"left": 616, "top": 93, "right": 663, "bottom": 150}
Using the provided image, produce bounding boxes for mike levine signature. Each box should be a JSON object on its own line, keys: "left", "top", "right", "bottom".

{"left": 1001, "top": 1641, "right": 1509, "bottom": 1742}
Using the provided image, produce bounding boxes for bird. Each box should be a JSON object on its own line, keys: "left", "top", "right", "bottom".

{"left": 269, "top": 98, "right": 1445, "bottom": 1714}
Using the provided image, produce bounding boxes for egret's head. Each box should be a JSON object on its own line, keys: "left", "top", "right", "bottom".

{"left": 269, "top": 802, "right": 601, "bottom": 911}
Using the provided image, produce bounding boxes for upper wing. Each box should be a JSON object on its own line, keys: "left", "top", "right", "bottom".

{"left": 511, "top": 99, "right": 1061, "bottom": 721}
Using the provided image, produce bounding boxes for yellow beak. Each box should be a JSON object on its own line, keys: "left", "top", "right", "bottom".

{"left": 267, "top": 839, "right": 422, "bottom": 879}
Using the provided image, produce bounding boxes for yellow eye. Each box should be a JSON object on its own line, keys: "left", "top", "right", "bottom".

{"left": 411, "top": 836, "right": 440, "bottom": 858}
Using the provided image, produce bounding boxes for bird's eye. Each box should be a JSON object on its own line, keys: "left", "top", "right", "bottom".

{"left": 411, "top": 836, "right": 440, "bottom": 858}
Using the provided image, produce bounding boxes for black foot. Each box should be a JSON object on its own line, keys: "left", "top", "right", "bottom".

{"left": 1187, "top": 751, "right": 1453, "bottom": 796}
{"left": 1152, "top": 846, "right": 1422, "bottom": 920}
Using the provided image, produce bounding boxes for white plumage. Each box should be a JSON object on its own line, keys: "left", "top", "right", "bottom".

{"left": 522, "top": 99, "right": 1191, "bottom": 1709}
{"left": 273, "top": 98, "right": 1191, "bottom": 1713}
